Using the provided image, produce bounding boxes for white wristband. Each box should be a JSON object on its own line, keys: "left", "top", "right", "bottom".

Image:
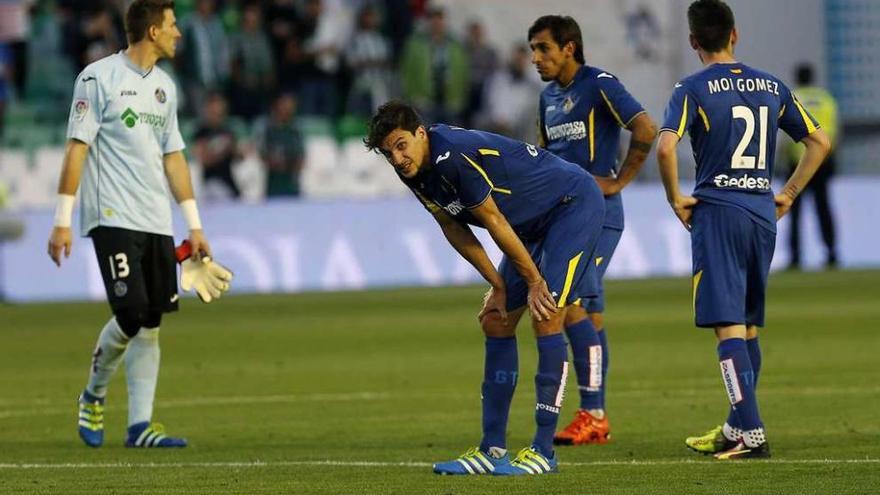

{"left": 180, "top": 199, "right": 203, "bottom": 230}
{"left": 53, "top": 194, "right": 76, "bottom": 227}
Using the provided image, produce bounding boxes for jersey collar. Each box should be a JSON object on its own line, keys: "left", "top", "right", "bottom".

{"left": 119, "top": 51, "right": 155, "bottom": 78}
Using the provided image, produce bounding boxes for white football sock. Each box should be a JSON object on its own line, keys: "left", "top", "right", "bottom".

{"left": 722, "top": 422, "right": 743, "bottom": 442}
{"left": 125, "top": 327, "right": 160, "bottom": 426}
{"left": 85, "top": 318, "right": 130, "bottom": 398}
{"left": 742, "top": 427, "right": 766, "bottom": 448}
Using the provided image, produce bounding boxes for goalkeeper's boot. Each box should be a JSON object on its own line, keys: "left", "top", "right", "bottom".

{"left": 125, "top": 422, "right": 188, "bottom": 448}
{"left": 714, "top": 440, "right": 771, "bottom": 460}
{"left": 553, "top": 409, "right": 611, "bottom": 445}
{"left": 492, "top": 446, "right": 558, "bottom": 475}
{"left": 77, "top": 391, "right": 105, "bottom": 447}
{"left": 433, "top": 447, "right": 509, "bottom": 475}
{"left": 685, "top": 425, "right": 737, "bottom": 455}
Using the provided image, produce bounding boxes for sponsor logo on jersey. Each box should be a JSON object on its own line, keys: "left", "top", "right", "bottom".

{"left": 443, "top": 199, "right": 465, "bottom": 216}
{"left": 720, "top": 358, "right": 743, "bottom": 404}
{"left": 113, "top": 281, "right": 128, "bottom": 297}
{"left": 121, "top": 107, "right": 167, "bottom": 129}
{"left": 120, "top": 90, "right": 137, "bottom": 96}
{"left": 435, "top": 151, "right": 450, "bottom": 164}
{"left": 121, "top": 107, "right": 139, "bottom": 128}
{"left": 73, "top": 99, "right": 89, "bottom": 121}
{"left": 545, "top": 105, "right": 557, "bottom": 113}
{"left": 546, "top": 120, "right": 587, "bottom": 141}
{"left": 597, "top": 72, "right": 614, "bottom": 79}
{"left": 713, "top": 173, "right": 771, "bottom": 191}
{"left": 155, "top": 87, "right": 167, "bottom": 104}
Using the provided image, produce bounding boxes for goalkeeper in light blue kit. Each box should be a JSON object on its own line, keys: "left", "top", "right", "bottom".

{"left": 656, "top": 0, "right": 830, "bottom": 459}
{"left": 47, "top": 0, "right": 231, "bottom": 448}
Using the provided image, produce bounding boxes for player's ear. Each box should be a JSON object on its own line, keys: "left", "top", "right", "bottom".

{"left": 689, "top": 34, "right": 699, "bottom": 51}
{"left": 729, "top": 28, "right": 738, "bottom": 49}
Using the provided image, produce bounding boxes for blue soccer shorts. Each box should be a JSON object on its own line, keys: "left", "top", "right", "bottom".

{"left": 499, "top": 176, "right": 605, "bottom": 312}
{"left": 582, "top": 226, "right": 623, "bottom": 313}
{"left": 690, "top": 202, "right": 776, "bottom": 328}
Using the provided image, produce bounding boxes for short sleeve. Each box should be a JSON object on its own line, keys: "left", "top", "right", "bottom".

{"left": 162, "top": 87, "right": 185, "bottom": 154}
{"left": 778, "top": 83, "right": 820, "bottom": 143}
{"left": 66, "top": 71, "right": 104, "bottom": 145}
{"left": 660, "top": 83, "right": 696, "bottom": 138}
{"left": 450, "top": 153, "right": 492, "bottom": 209}
{"left": 596, "top": 73, "right": 645, "bottom": 127}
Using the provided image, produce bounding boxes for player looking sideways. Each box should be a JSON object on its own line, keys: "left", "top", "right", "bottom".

{"left": 656, "top": 0, "right": 830, "bottom": 459}
{"left": 529, "top": 14, "right": 658, "bottom": 446}
{"left": 47, "top": 0, "right": 229, "bottom": 448}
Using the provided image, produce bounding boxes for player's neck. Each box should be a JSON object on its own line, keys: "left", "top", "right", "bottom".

{"left": 125, "top": 43, "right": 160, "bottom": 72}
{"left": 556, "top": 63, "right": 582, "bottom": 88}
{"left": 699, "top": 49, "right": 737, "bottom": 67}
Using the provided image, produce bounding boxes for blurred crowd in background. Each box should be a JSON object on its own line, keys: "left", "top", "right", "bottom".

{"left": 0, "top": 0, "right": 548, "bottom": 202}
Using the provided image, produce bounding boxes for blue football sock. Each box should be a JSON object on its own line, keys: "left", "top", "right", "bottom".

{"left": 532, "top": 333, "right": 568, "bottom": 458}
{"left": 726, "top": 336, "right": 761, "bottom": 429}
{"left": 479, "top": 336, "right": 518, "bottom": 452}
{"left": 717, "top": 338, "right": 763, "bottom": 432}
{"left": 598, "top": 328, "right": 609, "bottom": 409}
{"left": 564, "top": 319, "right": 602, "bottom": 410}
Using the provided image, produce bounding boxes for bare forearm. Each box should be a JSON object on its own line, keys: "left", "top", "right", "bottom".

{"left": 57, "top": 140, "right": 89, "bottom": 195}
{"left": 617, "top": 114, "right": 657, "bottom": 188}
{"left": 781, "top": 130, "right": 832, "bottom": 200}
{"left": 163, "top": 151, "right": 196, "bottom": 203}
{"left": 483, "top": 217, "right": 541, "bottom": 285}
{"left": 441, "top": 221, "right": 504, "bottom": 288}
{"left": 656, "top": 133, "right": 682, "bottom": 202}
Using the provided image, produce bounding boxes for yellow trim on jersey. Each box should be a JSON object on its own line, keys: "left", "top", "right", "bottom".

{"left": 697, "top": 106, "right": 710, "bottom": 131}
{"left": 793, "top": 97, "right": 818, "bottom": 133}
{"left": 676, "top": 95, "right": 689, "bottom": 137}
{"left": 778, "top": 104, "right": 786, "bottom": 119}
{"left": 558, "top": 251, "right": 584, "bottom": 308}
{"left": 730, "top": 68, "right": 743, "bottom": 74}
{"left": 588, "top": 108, "right": 596, "bottom": 162}
{"left": 595, "top": 256, "right": 604, "bottom": 266}
{"left": 692, "top": 270, "right": 703, "bottom": 312}
{"left": 478, "top": 148, "right": 500, "bottom": 156}
{"left": 461, "top": 153, "right": 512, "bottom": 195}
{"left": 599, "top": 89, "right": 626, "bottom": 128}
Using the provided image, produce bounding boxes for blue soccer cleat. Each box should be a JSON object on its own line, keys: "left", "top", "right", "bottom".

{"left": 78, "top": 391, "right": 105, "bottom": 447}
{"left": 492, "top": 446, "right": 558, "bottom": 475}
{"left": 433, "top": 447, "right": 510, "bottom": 475}
{"left": 125, "top": 422, "right": 188, "bottom": 448}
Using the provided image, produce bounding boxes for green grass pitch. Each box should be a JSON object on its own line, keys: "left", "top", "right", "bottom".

{"left": 1, "top": 270, "right": 878, "bottom": 493}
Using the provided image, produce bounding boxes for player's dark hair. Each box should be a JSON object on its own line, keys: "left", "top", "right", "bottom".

{"left": 687, "top": 0, "right": 735, "bottom": 53}
{"left": 126, "top": 0, "right": 175, "bottom": 44}
{"left": 527, "top": 15, "right": 585, "bottom": 64}
{"left": 364, "top": 101, "right": 424, "bottom": 153}
{"left": 795, "top": 63, "right": 814, "bottom": 85}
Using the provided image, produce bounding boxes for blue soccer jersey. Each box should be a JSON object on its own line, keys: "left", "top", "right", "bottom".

{"left": 660, "top": 63, "right": 820, "bottom": 232}
{"left": 403, "top": 124, "right": 594, "bottom": 240}
{"left": 539, "top": 65, "right": 645, "bottom": 229}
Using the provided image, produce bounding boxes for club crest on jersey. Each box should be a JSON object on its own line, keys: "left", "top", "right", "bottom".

{"left": 73, "top": 99, "right": 89, "bottom": 121}
{"left": 562, "top": 96, "right": 576, "bottom": 114}
{"left": 113, "top": 281, "right": 128, "bottom": 297}
{"left": 155, "top": 87, "right": 167, "bottom": 104}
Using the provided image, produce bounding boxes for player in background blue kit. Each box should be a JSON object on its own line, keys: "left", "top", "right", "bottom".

{"left": 656, "top": 0, "right": 831, "bottom": 459}
{"left": 528, "top": 15, "right": 658, "bottom": 446}
{"left": 365, "top": 101, "right": 606, "bottom": 475}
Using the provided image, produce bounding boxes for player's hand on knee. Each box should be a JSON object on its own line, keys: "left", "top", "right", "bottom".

{"left": 478, "top": 286, "right": 508, "bottom": 326}
{"left": 176, "top": 240, "right": 233, "bottom": 303}
{"left": 527, "top": 279, "right": 557, "bottom": 321}
{"left": 670, "top": 195, "right": 698, "bottom": 230}
{"left": 47, "top": 226, "right": 72, "bottom": 267}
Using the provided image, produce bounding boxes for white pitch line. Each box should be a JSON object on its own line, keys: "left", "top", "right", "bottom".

{"left": 0, "top": 459, "right": 877, "bottom": 470}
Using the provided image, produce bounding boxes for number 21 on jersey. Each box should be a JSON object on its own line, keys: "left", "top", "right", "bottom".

{"left": 731, "top": 105, "right": 768, "bottom": 170}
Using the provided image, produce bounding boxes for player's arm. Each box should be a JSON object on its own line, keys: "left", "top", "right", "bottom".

{"left": 597, "top": 112, "right": 658, "bottom": 195}
{"left": 469, "top": 196, "right": 557, "bottom": 321}
{"left": 47, "top": 139, "right": 89, "bottom": 266}
{"left": 775, "top": 129, "right": 831, "bottom": 219}
{"left": 656, "top": 131, "right": 698, "bottom": 230}
{"left": 163, "top": 150, "right": 211, "bottom": 258}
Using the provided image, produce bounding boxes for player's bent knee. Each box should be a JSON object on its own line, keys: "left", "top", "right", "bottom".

{"left": 114, "top": 307, "right": 148, "bottom": 338}
{"left": 564, "top": 305, "right": 588, "bottom": 326}
{"left": 589, "top": 312, "right": 604, "bottom": 330}
{"left": 480, "top": 311, "right": 515, "bottom": 338}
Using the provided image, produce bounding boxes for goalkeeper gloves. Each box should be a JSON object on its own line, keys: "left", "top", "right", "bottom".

{"left": 175, "top": 240, "right": 233, "bottom": 303}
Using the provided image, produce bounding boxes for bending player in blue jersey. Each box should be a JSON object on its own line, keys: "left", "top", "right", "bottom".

{"left": 656, "top": 0, "right": 831, "bottom": 459}
{"left": 528, "top": 15, "right": 658, "bottom": 446}
{"left": 365, "top": 101, "right": 606, "bottom": 475}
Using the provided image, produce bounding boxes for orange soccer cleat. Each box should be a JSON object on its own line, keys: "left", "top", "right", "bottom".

{"left": 553, "top": 409, "right": 611, "bottom": 445}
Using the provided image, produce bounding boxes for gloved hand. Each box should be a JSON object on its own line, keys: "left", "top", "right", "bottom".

{"left": 176, "top": 240, "right": 233, "bottom": 303}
